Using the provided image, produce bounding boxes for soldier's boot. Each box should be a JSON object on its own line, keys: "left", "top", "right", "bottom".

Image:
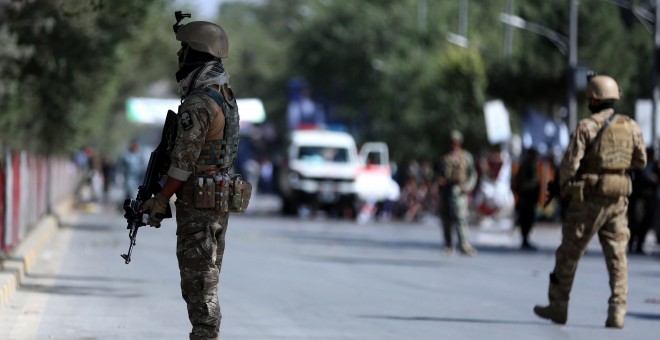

{"left": 190, "top": 333, "right": 219, "bottom": 340}
{"left": 459, "top": 243, "right": 477, "bottom": 256}
{"left": 535, "top": 272, "right": 571, "bottom": 324}
{"left": 533, "top": 301, "right": 568, "bottom": 324}
{"left": 605, "top": 304, "right": 626, "bottom": 328}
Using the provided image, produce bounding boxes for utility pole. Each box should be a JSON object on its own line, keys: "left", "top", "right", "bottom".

{"left": 418, "top": 0, "right": 427, "bottom": 32}
{"left": 504, "top": 0, "right": 514, "bottom": 57}
{"left": 654, "top": 0, "right": 659, "bottom": 146}
{"left": 459, "top": 0, "right": 468, "bottom": 37}
{"left": 447, "top": 0, "right": 470, "bottom": 48}
{"left": 568, "top": 0, "right": 579, "bottom": 132}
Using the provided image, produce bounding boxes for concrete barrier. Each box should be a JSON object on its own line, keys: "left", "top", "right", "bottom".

{"left": 0, "top": 198, "right": 73, "bottom": 308}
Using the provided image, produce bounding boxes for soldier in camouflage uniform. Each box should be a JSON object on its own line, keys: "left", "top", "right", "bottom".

{"left": 140, "top": 17, "right": 240, "bottom": 340}
{"left": 437, "top": 130, "right": 478, "bottom": 256}
{"left": 534, "top": 75, "right": 646, "bottom": 328}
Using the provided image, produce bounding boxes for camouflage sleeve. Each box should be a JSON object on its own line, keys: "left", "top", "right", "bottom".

{"left": 167, "top": 101, "right": 211, "bottom": 181}
{"left": 559, "top": 121, "right": 590, "bottom": 188}
{"left": 463, "top": 151, "right": 478, "bottom": 192}
{"left": 630, "top": 120, "right": 647, "bottom": 169}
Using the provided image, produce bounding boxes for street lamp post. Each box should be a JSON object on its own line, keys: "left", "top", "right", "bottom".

{"left": 654, "top": 0, "right": 659, "bottom": 147}
{"left": 602, "top": 0, "right": 658, "bottom": 147}
{"left": 447, "top": 0, "right": 470, "bottom": 48}
{"left": 499, "top": 7, "right": 578, "bottom": 132}
{"left": 568, "top": 0, "right": 579, "bottom": 132}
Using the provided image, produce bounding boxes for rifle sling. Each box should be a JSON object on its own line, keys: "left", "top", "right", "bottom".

{"left": 585, "top": 112, "right": 616, "bottom": 156}
{"left": 574, "top": 112, "right": 616, "bottom": 181}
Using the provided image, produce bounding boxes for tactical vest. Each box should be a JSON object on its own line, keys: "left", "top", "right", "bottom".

{"left": 445, "top": 151, "right": 468, "bottom": 185}
{"left": 188, "top": 86, "right": 240, "bottom": 170}
{"left": 583, "top": 114, "right": 634, "bottom": 171}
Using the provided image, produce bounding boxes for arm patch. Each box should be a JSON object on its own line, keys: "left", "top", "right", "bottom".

{"left": 179, "top": 111, "right": 194, "bottom": 130}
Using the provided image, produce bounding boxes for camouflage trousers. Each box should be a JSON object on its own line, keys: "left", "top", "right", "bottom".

{"left": 175, "top": 203, "right": 229, "bottom": 339}
{"left": 548, "top": 193, "right": 630, "bottom": 307}
{"left": 439, "top": 188, "right": 471, "bottom": 248}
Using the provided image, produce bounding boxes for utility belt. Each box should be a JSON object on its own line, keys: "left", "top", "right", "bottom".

{"left": 177, "top": 172, "right": 252, "bottom": 213}
{"left": 567, "top": 173, "right": 631, "bottom": 204}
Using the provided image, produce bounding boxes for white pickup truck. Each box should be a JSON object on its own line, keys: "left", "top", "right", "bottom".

{"left": 276, "top": 128, "right": 393, "bottom": 218}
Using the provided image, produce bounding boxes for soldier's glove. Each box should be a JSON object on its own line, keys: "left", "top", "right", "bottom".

{"left": 140, "top": 193, "right": 169, "bottom": 227}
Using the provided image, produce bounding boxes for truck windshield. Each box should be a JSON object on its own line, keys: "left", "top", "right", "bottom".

{"left": 298, "top": 146, "right": 349, "bottom": 163}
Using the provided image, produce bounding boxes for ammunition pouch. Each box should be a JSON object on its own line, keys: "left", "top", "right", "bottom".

{"left": 228, "top": 174, "right": 252, "bottom": 213}
{"left": 566, "top": 181, "right": 585, "bottom": 204}
{"left": 596, "top": 174, "right": 632, "bottom": 197}
{"left": 177, "top": 173, "right": 252, "bottom": 213}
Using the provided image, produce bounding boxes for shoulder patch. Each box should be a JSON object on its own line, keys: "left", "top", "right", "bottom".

{"left": 179, "top": 111, "right": 193, "bottom": 130}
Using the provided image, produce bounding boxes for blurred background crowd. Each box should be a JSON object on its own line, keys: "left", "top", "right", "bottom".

{"left": 2, "top": 0, "right": 660, "bottom": 254}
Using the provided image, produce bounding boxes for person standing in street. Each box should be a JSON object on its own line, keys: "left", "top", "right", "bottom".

{"left": 118, "top": 139, "right": 146, "bottom": 202}
{"left": 437, "top": 130, "right": 478, "bottom": 256}
{"left": 627, "top": 146, "right": 658, "bottom": 255}
{"left": 140, "top": 13, "right": 242, "bottom": 340}
{"left": 533, "top": 74, "right": 647, "bottom": 328}
{"left": 513, "top": 148, "right": 540, "bottom": 250}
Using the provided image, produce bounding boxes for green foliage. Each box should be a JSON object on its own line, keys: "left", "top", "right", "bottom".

{"left": 2, "top": 0, "right": 657, "bottom": 165}
{"left": 220, "top": 1, "right": 305, "bottom": 134}
{"left": 0, "top": 0, "right": 169, "bottom": 155}
{"left": 488, "top": 0, "right": 654, "bottom": 121}
{"left": 285, "top": 0, "right": 489, "bottom": 161}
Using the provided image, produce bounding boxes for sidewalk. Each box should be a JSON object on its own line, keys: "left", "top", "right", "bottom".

{"left": 0, "top": 198, "right": 74, "bottom": 308}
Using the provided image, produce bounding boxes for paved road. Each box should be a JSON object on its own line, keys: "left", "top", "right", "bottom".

{"left": 1, "top": 202, "right": 659, "bottom": 339}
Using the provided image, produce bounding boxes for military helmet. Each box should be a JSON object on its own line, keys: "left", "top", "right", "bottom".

{"left": 176, "top": 21, "right": 229, "bottom": 59}
{"left": 450, "top": 130, "right": 463, "bottom": 143}
{"left": 587, "top": 75, "right": 620, "bottom": 101}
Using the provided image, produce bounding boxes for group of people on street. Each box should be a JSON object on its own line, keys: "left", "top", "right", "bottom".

{"left": 391, "top": 74, "right": 653, "bottom": 330}
{"left": 72, "top": 139, "right": 148, "bottom": 211}
{"left": 394, "top": 134, "right": 533, "bottom": 254}
{"left": 68, "top": 11, "right": 660, "bottom": 338}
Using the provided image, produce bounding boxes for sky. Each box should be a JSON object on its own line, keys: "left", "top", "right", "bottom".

{"left": 173, "top": 0, "right": 223, "bottom": 19}
{"left": 173, "top": 0, "right": 265, "bottom": 19}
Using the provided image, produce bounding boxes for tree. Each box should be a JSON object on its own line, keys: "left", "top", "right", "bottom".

{"left": 0, "top": 0, "right": 169, "bottom": 155}
{"left": 288, "top": 0, "right": 488, "bottom": 161}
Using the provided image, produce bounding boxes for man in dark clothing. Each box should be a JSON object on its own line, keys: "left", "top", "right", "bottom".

{"left": 514, "top": 148, "right": 541, "bottom": 250}
{"left": 628, "top": 147, "right": 658, "bottom": 254}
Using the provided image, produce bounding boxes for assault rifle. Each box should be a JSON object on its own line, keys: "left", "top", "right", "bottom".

{"left": 121, "top": 110, "right": 177, "bottom": 264}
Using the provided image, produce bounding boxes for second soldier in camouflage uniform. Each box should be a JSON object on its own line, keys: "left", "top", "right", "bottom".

{"left": 437, "top": 130, "right": 478, "bottom": 256}
{"left": 533, "top": 75, "right": 646, "bottom": 328}
{"left": 141, "top": 16, "right": 240, "bottom": 340}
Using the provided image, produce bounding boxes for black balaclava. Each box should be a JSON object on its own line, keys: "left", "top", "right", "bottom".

{"left": 588, "top": 100, "right": 615, "bottom": 114}
{"left": 176, "top": 44, "right": 215, "bottom": 82}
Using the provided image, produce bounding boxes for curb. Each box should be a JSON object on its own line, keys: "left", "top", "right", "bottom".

{"left": 0, "top": 198, "right": 73, "bottom": 308}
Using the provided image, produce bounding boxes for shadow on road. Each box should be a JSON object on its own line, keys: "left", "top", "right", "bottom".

{"left": 276, "top": 230, "right": 440, "bottom": 251}
{"left": 302, "top": 255, "right": 444, "bottom": 267}
{"left": 358, "top": 314, "right": 603, "bottom": 329}
{"left": 18, "top": 282, "right": 144, "bottom": 298}
{"left": 627, "top": 311, "right": 660, "bottom": 321}
{"left": 277, "top": 230, "right": 656, "bottom": 261}
{"left": 26, "top": 273, "right": 145, "bottom": 283}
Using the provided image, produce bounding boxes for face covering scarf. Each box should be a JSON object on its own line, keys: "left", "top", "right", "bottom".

{"left": 178, "top": 60, "right": 230, "bottom": 97}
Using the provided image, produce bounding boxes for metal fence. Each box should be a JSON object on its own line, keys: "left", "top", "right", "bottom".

{"left": 0, "top": 152, "right": 76, "bottom": 254}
